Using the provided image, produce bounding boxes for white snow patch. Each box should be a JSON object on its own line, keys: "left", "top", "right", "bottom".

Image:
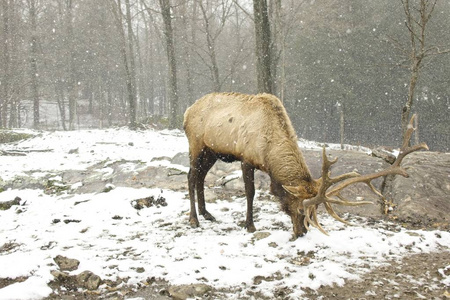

{"left": 439, "top": 265, "right": 450, "bottom": 286}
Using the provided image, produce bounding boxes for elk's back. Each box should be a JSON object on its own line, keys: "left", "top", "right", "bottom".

{"left": 183, "top": 92, "right": 297, "bottom": 170}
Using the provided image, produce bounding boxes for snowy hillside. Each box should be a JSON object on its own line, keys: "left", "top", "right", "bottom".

{"left": 0, "top": 128, "right": 448, "bottom": 299}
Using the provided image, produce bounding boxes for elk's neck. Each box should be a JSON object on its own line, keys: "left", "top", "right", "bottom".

{"left": 265, "top": 139, "right": 313, "bottom": 187}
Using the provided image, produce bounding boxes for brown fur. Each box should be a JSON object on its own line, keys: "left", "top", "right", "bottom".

{"left": 184, "top": 92, "right": 319, "bottom": 237}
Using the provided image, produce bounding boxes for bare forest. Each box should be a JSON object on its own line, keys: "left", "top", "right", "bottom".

{"left": 1, "top": 0, "right": 449, "bottom": 151}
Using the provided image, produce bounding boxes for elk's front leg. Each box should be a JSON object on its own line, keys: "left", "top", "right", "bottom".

{"left": 197, "top": 171, "right": 216, "bottom": 222}
{"left": 242, "top": 162, "right": 256, "bottom": 233}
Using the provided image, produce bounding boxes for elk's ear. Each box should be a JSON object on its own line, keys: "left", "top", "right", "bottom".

{"left": 282, "top": 185, "right": 301, "bottom": 196}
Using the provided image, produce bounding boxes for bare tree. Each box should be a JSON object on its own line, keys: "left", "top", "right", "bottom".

{"left": 28, "top": 0, "right": 40, "bottom": 129}
{"left": 253, "top": 0, "right": 272, "bottom": 93}
{"left": 1, "top": 0, "right": 10, "bottom": 127}
{"left": 268, "top": 0, "right": 304, "bottom": 101}
{"left": 0, "top": 1, "right": 26, "bottom": 128}
{"left": 65, "top": 0, "right": 77, "bottom": 130}
{"left": 397, "top": 0, "right": 449, "bottom": 143}
{"left": 196, "top": 0, "right": 233, "bottom": 92}
{"left": 55, "top": 79, "right": 67, "bottom": 130}
{"left": 175, "top": 0, "right": 196, "bottom": 110}
{"left": 189, "top": 0, "right": 250, "bottom": 94}
{"left": 135, "top": 1, "right": 150, "bottom": 119}
{"left": 158, "top": 0, "right": 179, "bottom": 129}
{"left": 124, "top": 0, "right": 137, "bottom": 128}
{"left": 107, "top": 0, "right": 138, "bottom": 129}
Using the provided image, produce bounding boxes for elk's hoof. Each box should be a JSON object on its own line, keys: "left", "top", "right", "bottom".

{"left": 291, "top": 231, "right": 307, "bottom": 241}
{"left": 202, "top": 211, "right": 216, "bottom": 222}
{"left": 246, "top": 224, "right": 256, "bottom": 233}
{"left": 189, "top": 218, "right": 200, "bottom": 228}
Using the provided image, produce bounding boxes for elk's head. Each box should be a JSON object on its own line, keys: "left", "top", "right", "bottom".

{"left": 282, "top": 179, "right": 320, "bottom": 238}
{"left": 281, "top": 115, "right": 428, "bottom": 239}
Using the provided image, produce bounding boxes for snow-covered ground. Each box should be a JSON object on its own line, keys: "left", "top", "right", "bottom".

{"left": 0, "top": 128, "right": 449, "bottom": 299}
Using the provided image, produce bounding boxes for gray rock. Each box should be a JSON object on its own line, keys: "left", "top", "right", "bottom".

{"left": 50, "top": 270, "right": 70, "bottom": 281}
{"left": 76, "top": 270, "right": 102, "bottom": 290}
{"left": 171, "top": 152, "right": 190, "bottom": 167}
{"left": 0, "top": 174, "right": 46, "bottom": 191}
{"left": 0, "top": 197, "right": 22, "bottom": 210}
{"left": 85, "top": 274, "right": 102, "bottom": 290}
{"left": 68, "top": 148, "right": 79, "bottom": 154}
{"left": 390, "top": 152, "right": 450, "bottom": 229}
{"left": 75, "top": 270, "right": 92, "bottom": 285}
{"left": 54, "top": 255, "right": 80, "bottom": 271}
{"left": 253, "top": 231, "right": 271, "bottom": 241}
{"left": 372, "top": 146, "right": 396, "bottom": 164}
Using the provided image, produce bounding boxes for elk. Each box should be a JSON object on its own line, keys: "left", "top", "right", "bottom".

{"left": 183, "top": 92, "right": 428, "bottom": 238}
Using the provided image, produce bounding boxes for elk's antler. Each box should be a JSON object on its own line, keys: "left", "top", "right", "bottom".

{"left": 303, "top": 115, "right": 428, "bottom": 235}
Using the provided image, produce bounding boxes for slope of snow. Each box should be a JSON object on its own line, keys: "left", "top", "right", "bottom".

{"left": 0, "top": 128, "right": 448, "bottom": 299}
{"left": 0, "top": 128, "right": 187, "bottom": 181}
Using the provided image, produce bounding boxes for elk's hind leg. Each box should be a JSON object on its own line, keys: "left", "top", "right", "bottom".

{"left": 188, "top": 161, "right": 200, "bottom": 228}
{"left": 197, "top": 148, "right": 217, "bottom": 221}
{"left": 242, "top": 162, "right": 256, "bottom": 232}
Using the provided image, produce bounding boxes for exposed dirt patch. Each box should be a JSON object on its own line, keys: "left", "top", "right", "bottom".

{"left": 302, "top": 250, "right": 450, "bottom": 300}
{"left": 44, "top": 277, "right": 172, "bottom": 300}
{"left": 0, "top": 131, "right": 34, "bottom": 144}
{"left": 36, "top": 249, "right": 450, "bottom": 299}
{"left": 0, "top": 277, "right": 28, "bottom": 289}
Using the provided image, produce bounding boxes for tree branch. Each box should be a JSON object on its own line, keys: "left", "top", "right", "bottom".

{"left": 232, "top": 0, "right": 253, "bottom": 21}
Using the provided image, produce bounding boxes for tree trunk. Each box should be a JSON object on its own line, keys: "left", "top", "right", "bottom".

{"left": 56, "top": 80, "right": 67, "bottom": 130}
{"left": 88, "top": 82, "right": 93, "bottom": 114}
{"left": 109, "top": 0, "right": 137, "bottom": 129}
{"left": 1, "top": 0, "right": 10, "bottom": 128}
{"left": 272, "top": 0, "right": 285, "bottom": 101}
{"left": 178, "top": 0, "right": 195, "bottom": 108}
{"left": 253, "top": 0, "right": 272, "bottom": 94}
{"left": 199, "top": 2, "right": 220, "bottom": 92}
{"left": 125, "top": 0, "right": 137, "bottom": 129}
{"left": 140, "top": 6, "right": 155, "bottom": 116}
{"left": 98, "top": 81, "right": 104, "bottom": 128}
{"left": 414, "top": 113, "right": 419, "bottom": 145}
{"left": 399, "top": 0, "right": 447, "bottom": 146}
{"left": 135, "top": 21, "right": 146, "bottom": 119}
{"left": 401, "top": 62, "right": 418, "bottom": 142}
{"left": 146, "top": 28, "right": 155, "bottom": 116}
{"left": 107, "top": 87, "right": 113, "bottom": 127}
{"left": 66, "top": 0, "right": 76, "bottom": 130}
{"left": 159, "top": 0, "right": 179, "bottom": 129}
{"left": 29, "top": 0, "right": 39, "bottom": 129}
{"left": 338, "top": 103, "right": 345, "bottom": 149}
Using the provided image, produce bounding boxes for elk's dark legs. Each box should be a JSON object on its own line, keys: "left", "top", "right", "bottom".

{"left": 188, "top": 164, "right": 199, "bottom": 228}
{"left": 242, "top": 162, "right": 256, "bottom": 233}
{"left": 188, "top": 148, "right": 217, "bottom": 228}
{"left": 196, "top": 149, "right": 217, "bottom": 221}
